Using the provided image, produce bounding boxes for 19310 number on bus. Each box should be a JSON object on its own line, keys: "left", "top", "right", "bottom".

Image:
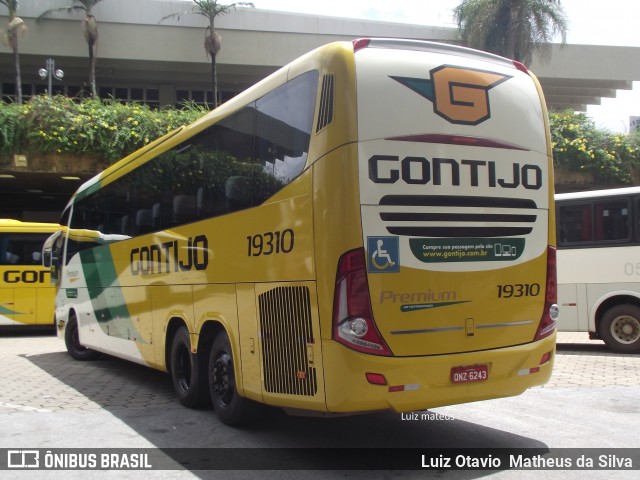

{"left": 497, "top": 283, "right": 540, "bottom": 298}
{"left": 247, "top": 229, "right": 295, "bottom": 256}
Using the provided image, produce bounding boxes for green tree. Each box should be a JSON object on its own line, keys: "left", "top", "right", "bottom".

{"left": 1, "top": 0, "right": 26, "bottom": 104}
{"left": 550, "top": 110, "right": 639, "bottom": 184}
{"left": 453, "top": 0, "right": 567, "bottom": 64}
{"left": 0, "top": 96, "right": 207, "bottom": 165}
{"left": 37, "top": 0, "right": 104, "bottom": 98}
{"left": 161, "top": 0, "right": 254, "bottom": 108}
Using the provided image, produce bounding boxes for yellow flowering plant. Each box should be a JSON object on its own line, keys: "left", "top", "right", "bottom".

{"left": 550, "top": 110, "right": 638, "bottom": 184}
{"left": 0, "top": 95, "right": 206, "bottom": 164}
{"left": 3, "top": 99, "right": 639, "bottom": 186}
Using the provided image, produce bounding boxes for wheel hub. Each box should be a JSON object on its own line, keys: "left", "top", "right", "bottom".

{"left": 612, "top": 316, "right": 640, "bottom": 344}
{"left": 176, "top": 346, "right": 191, "bottom": 391}
{"left": 212, "top": 352, "right": 233, "bottom": 405}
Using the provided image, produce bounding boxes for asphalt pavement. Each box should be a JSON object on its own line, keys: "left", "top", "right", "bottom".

{"left": 0, "top": 331, "right": 638, "bottom": 479}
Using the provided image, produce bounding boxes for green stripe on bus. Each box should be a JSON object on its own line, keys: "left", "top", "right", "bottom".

{"left": 79, "top": 246, "right": 142, "bottom": 341}
{"left": 0, "top": 306, "right": 23, "bottom": 315}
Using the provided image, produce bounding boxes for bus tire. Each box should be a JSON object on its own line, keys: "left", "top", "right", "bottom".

{"left": 64, "top": 314, "right": 100, "bottom": 361}
{"left": 170, "top": 326, "right": 209, "bottom": 408}
{"left": 600, "top": 304, "right": 640, "bottom": 353}
{"left": 208, "top": 331, "right": 262, "bottom": 426}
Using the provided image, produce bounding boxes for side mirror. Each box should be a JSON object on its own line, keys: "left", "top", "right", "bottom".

{"left": 42, "top": 230, "right": 63, "bottom": 285}
{"left": 42, "top": 250, "right": 52, "bottom": 268}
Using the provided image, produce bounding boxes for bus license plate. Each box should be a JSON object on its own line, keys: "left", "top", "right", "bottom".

{"left": 451, "top": 364, "right": 488, "bottom": 384}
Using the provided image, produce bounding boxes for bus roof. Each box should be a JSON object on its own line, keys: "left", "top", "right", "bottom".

{"left": 555, "top": 186, "right": 640, "bottom": 201}
{"left": 0, "top": 219, "right": 60, "bottom": 233}
{"left": 354, "top": 37, "right": 523, "bottom": 71}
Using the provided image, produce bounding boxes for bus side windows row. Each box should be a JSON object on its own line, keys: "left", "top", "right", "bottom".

{"left": 557, "top": 198, "right": 631, "bottom": 246}
{"left": 68, "top": 70, "right": 319, "bottom": 245}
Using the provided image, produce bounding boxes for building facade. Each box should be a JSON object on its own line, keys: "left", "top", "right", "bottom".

{"left": 2, "top": 0, "right": 640, "bottom": 220}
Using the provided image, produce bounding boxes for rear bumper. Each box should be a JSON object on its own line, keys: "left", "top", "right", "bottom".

{"left": 321, "top": 332, "right": 556, "bottom": 413}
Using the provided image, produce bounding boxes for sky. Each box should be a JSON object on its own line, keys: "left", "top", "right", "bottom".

{"left": 250, "top": 0, "right": 640, "bottom": 133}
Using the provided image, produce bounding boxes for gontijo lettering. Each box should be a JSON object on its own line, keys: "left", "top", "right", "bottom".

{"left": 368, "top": 155, "right": 542, "bottom": 190}
{"left": 3, "top": 270, "right": 50, "bottom": 284}
{"left": 130, "top": 235, "right": 208, "bottom": 275}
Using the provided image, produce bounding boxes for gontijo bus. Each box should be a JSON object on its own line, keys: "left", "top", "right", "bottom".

{"left": 44, "top": 38, "right": 558, "bottom": 425}
{"left": 1, "top": 219, "right": 59, "bottom": 327}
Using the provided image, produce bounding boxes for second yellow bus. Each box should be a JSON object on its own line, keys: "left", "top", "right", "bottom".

{"left": 1, "top": 219, "right": 59, "bottom": 328}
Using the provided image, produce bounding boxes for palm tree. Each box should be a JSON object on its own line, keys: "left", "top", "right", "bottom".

{"left": 453, "top": 0, "right": 567, "bottom": 65}
{"left": 161, "top": 1, "right": 254, "bottom": 108}
{"left": 37, "top": 0, "right": 104, "bottom": 98}
{"left": 1, "top": 0, "right": 26, "bottom": 104}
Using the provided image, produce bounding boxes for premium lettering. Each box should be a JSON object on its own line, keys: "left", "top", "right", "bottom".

{"left": 380, "top": 289, "right": 457, "bottom": 304}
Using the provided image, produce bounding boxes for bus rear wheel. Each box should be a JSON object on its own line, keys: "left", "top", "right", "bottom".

{"left": 208, "top": 331, "right": 262, "bottom": 426}
{"left": 170, "top": 326, "right": 209, "bottom": 407}
{"left": 600, "top": 304, "right": 640, "bottom": 353}
{"left": 64, "top": 314, "right": 100, "bottom": 361}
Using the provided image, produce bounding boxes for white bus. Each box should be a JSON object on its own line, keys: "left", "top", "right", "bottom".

{"left": 556, "top": 186, "right": 640, "bottom": 353}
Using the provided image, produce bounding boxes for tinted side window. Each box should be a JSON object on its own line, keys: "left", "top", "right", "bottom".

{"left": 106, "top": 175, "right": 134, "bottom": 236}
{"left": 154, "top": 141, "right": 207, "bottom": 230}
{"left": 68, "top": 180, "right": 132, "bottom": 263}
{"left": 254, "top": 70, "right": 318, "bottom": 204}
{"left": 0, "top": 233, "right": 50, "bottom": 265}
{"left": 594, "top": 200, "right": 629, "bottom": 241}
{"left": 558, "top": 198, "right": 630, "bottom": 246}
{"left": 201, "top": 106, "right": 256, "bottom": 217}
{"left": 130, "top": 161, "right": 164, "bottom": 235}
{"left": 71, "top": 190, "right": 106, "bottom": 233}
{"left": 67, "top": 70, "right": 319, "bottom": 240}
{"left": 558, "top": 204, "right": 592, "bottom": 243}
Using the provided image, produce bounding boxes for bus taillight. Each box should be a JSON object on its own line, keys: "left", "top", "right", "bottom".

{"left": 352, "top": 38, "right": 371, "bottom": 52}
{"left": 535, "top": 246, "right": 559, "bottom": 341}
{"left": 512, "top": 60, "right": 529, "bottom": 74}
{"left": 333, "top": 248, "right": 393, "bottom": 356}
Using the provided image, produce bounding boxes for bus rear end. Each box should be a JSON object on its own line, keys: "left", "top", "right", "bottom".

{"left": 322, "top": 39, "right": 556, "bottom": 413}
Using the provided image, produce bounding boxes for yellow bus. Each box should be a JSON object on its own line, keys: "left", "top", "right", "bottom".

{"left": 44, "top": 38, "right": 557, "bottom": 425}
{"left": 1, "top": 219, "right": 59, "bottom": 328}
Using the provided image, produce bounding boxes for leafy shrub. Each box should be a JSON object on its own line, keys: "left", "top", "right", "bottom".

{"left": 0, "top": 96, "right": 207, "bottom": 165}
{"left": 0, "top": 102, "right": 25, "bottom": 159}
{"left": 549, "top": 110, "right": 639, "bottom": 184}
{"left": 3, "top": 98, "right": 640, "bottom": 186}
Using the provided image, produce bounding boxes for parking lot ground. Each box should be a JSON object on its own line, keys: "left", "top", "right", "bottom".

{"left": 2, "top": 331, "right": 635, "bottom": 415}
{"left": 0, "top": 330, "right": 638, "bottom": 479}
{"left": 548, "top": 332, "right": 640, "bottom": 387}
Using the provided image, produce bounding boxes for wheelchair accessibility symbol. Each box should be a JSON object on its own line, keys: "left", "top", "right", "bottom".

{"left": 367, "top": 236, "right": 400, "bottom": 273}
